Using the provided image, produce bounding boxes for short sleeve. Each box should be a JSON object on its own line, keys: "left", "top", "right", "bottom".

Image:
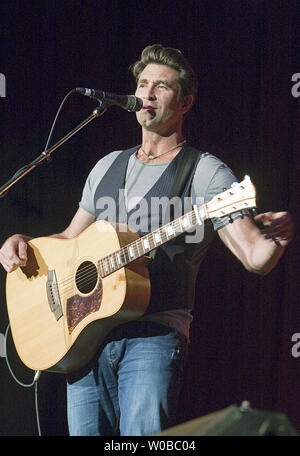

{"left": 78, "top": 149, "right": 124, "bottom": 217}
{"left": 79, "top": 172, "right": 95, "bottom": 216}
{"left": 192, "top": 154, "right": 250, "bottom": 232}
{"left": 206, "top": 164, "right": 249, "bottom": 230}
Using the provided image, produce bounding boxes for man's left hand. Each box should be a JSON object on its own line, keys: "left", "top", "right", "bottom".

{"left": 254, "top": 211, "right": 294, "bottom": 247}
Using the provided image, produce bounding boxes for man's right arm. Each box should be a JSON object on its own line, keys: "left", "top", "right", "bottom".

{"left": 0, "top": 207, "right": 95, "bottom": 273}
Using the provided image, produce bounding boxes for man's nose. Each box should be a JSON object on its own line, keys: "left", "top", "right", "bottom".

{"left": 144, "top": 85, "right": 156, "bottom": 100}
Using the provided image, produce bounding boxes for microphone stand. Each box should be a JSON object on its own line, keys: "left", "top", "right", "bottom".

{"left": 0, "top": 104, "right": 107, "bottom": 198}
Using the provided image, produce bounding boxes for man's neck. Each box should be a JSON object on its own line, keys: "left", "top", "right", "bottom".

{"left": 141, "top": 131, "right": 184, "bottom": 157}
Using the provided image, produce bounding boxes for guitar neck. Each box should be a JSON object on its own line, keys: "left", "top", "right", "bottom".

{"left": 98, "top": 175, "right": 256, "bottom": 278}
{"left": 98, "top": 204, "right": 207, "bottom": 278}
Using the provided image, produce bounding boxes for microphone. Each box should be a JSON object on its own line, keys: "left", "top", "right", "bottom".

{"left": 75, "top": 88, "right": 143, "bottom": 112}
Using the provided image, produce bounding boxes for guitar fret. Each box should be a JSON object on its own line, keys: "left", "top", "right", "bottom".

{"left": 150, "top": 235, "right": 156, "bottom": 251}
{"left": 120, "top": 250, "right": 127, "bottom": 264}
{"left": 134, "top": 241, "right": 140, "bottom": 258}
{"left": 154, "top": 231, "right": 161, "bottom": 244}
{"left": 182, "top": 216, "right": 189, "bottom": 228}
{"left": 104, "top": 259, "right": 109, "bottom": 274}
{"left": 116, "top": 252, "right": 122, "bottom": 266}
{"left": 177, "top": 218, "right": 184, "bottom": 233}
{"left": 165, "top": 224, "right": 175, "bottom": 238}
{"left": 126, "top": 247, "right": 132, "bottom": 262}
{"left": 143, "top": 237, "right": 150, "bottom": 251}
{"left": 161, "top": 228, "right": 168, "bottom": 241}
{"left": 135, "top": 240, "right": 142, "bottom": 257}
{"left": 140, "top": 239, "right": 146, "bottom": 254}
{"left": 122, "top": 248, "right": 129, "bottom": 264}
{"left": 174, "top": 221, "right": 180, "bottom": 234}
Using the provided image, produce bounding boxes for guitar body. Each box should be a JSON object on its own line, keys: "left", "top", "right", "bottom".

{"left": 6, "top": 220, "right": 150, "bottom": 373}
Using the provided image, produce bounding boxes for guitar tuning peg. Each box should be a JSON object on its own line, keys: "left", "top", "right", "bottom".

{"left": 231, "top": 182, "right": 239, "bottom": 187}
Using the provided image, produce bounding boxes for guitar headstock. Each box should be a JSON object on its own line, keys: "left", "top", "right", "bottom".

{"left": 206, "top": 175, "right": 256, "bottom": 219}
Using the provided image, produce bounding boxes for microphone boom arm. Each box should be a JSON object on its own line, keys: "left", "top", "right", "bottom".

{"left": 0, "top": 104, "right": 107, "bottom": 198}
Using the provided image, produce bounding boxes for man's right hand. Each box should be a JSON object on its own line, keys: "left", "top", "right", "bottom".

{"left": 0, "top": 234, "right": 31, "bottom": 273}
{"left": 0, "top": 208, "right": 94, "bottom": 274}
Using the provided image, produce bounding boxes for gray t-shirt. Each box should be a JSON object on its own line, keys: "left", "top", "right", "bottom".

{"left": 80, "top": 149, "right": 242, "bottom": 229}
{"left": 79, "top": 149, "right": 246, "bottom": 339}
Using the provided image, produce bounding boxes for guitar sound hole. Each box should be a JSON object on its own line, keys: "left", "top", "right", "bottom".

{"left": 75, "top": 261, "right": 98, "bottom": 294}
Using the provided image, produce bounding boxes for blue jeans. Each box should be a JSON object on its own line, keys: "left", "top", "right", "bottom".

{"left": 67, "top": 321, "right": 188, "bottom": 436}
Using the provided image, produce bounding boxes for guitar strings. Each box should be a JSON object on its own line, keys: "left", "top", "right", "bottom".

{"left": 56, "top": 213, "right": 197, "bottom": 294}
{"left": 55, "top": 211, "right": 198, "bottom": 295}
{"left": 66, "top": 219, "right": 183, "bottom": 286}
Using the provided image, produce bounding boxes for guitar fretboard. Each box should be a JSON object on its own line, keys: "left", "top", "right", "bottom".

{"left": 97, "top": 176, "right": 256, "bottom": 278}
{"left": 98, "top": 204, "right": 207, "bottom": 278}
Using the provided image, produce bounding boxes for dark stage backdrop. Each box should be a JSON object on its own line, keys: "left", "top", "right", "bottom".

{"left": 0, "top": 0, "right": 299, "bottom": 436}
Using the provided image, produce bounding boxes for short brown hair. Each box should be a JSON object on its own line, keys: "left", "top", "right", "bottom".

{"left": 130, "top": 44, "right": 197, "bottom": 100}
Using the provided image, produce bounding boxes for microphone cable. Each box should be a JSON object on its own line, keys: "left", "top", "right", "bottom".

{"left": 4, "top": 323, "right": 42, "bottom": 436}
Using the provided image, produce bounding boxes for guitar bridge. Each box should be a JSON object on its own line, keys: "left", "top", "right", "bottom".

{"left": 46, "top": 270, "right": 63, "bottom": 321}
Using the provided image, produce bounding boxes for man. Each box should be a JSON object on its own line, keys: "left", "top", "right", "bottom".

{"left": 0, "top": 44, "right": 294, "bottom": 436}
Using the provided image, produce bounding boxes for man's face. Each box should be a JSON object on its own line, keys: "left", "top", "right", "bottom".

{"left": 135, "top": 63, "right": 187, "bottom": 135}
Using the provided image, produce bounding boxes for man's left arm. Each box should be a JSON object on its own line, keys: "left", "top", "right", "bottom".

{"left": 218, "top": 212, "right": 294, "bottom": 275}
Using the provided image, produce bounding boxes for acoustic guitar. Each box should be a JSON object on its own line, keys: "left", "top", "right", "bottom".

{"left": 6, "top": 176, "right": 256, "bottom": 373}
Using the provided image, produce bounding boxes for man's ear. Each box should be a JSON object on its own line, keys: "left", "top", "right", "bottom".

{"left": 181, "top": 94, "right": 194, "bottom": 115}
